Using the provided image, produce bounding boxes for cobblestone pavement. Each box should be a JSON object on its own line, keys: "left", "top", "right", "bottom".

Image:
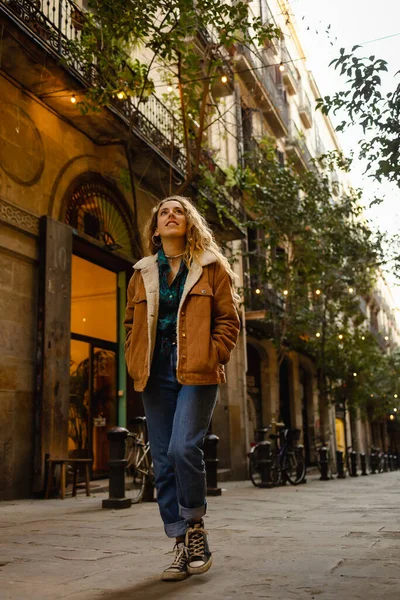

{"left": 1, "top": 471, "right": 400, "bottom": 599}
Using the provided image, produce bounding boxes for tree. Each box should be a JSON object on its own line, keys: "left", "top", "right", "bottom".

{"left": 235, "top": 138, "right": 387, "bottom": 431}
{"left": 67, "top": 0, "right": 280, "bottom": 198}
{"left": 316, "top": 47, "right": 400, "bottom": 186}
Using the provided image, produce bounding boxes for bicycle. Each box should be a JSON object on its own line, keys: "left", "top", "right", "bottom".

{"left": 249, "top": 425, "right": 306, "bottom": 487}
{"left": 125, "top": 418, "right": 155, "bottom": 504}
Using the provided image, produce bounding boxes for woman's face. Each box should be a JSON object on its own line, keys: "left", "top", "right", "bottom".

{"left": 155, "top": 200, "right": 187, "bottom": 241}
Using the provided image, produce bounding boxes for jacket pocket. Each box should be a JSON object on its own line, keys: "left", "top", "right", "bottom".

{"left": 188, "top": 283, "right": 213, "bottom": 317}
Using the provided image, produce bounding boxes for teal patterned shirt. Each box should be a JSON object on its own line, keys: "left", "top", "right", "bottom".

{"left": 157, "top": 248, "right": 188, "bottom": 357}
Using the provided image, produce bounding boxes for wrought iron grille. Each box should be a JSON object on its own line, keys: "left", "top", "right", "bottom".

{"left": 65, "top": 181, "right": 135, "bottom": 256}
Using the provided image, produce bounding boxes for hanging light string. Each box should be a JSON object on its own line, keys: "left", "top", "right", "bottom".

{"left": 40, "top": 54, "right": 306, "bottom": 102}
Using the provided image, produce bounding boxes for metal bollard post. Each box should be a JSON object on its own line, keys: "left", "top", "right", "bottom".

{"left": 256, "top": 441, "right": 273, "bottom": 487}
{"left": 370, "top": 450, "right": 377, "bottom": 474}
{"left": 383, "top": 454, "right": 389, "bottom": 472}
{"left": 393, "top": 455, "right": 398, "bottom": 471}
{"left": 360, "top": 453, "right": 368, "bottom": 476}
{"left": 388, "top": 454, "right": 394, "bottom": 471}
{"left": 103, "top": 427, "right": 131, "bottom": 509}
{"left": 319, "top": 446, "right": 330, "bottom": 481}
{"left": 336, "top": 450, "right": 346, "bottom": 479}
{"left": 204, "top": 433, "right": 222, "bottom": 496}
{"left": 350, "top": 451, "right": 358, "bottom": 477}
{"left": 297, "top": 445, "right": 307, "bottom": 484}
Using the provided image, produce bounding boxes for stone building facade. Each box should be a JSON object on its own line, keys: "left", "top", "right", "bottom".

{"left": 1, "top": 0, "right": 398, "bottom": 499}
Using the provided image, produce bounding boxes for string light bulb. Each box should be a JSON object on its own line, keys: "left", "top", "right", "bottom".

{"left": 394, "top": 407, "right": 398, "bottom": 412}
{"left": 353, "top": 372, "right": 357, "bottom": 377}
{"left": 361, "top": 336, "right": 365, "bottom": 340}
{"left": 117, "top": 91, "right": 126, "bottom": 100}
{"left": 221, "top": 75, "right": 228, "bottom": 83}
{"left": 348, "top": 287, "right": 354, "bottom": 294}
{"left": 71, "top": 94, "right": 76, "bottom": 104}
{"left": 394, "top": 394, "right": 398, "bottom": 399}
{"left": 338, "top": 334, "right": 343, "bottom": 340}
{"left": 315, "top": 289, "right": 321, "bottom": 295}
{"left": 279, "top": 62, "right": 285, "bottom": 72}
{"left": 255, "top": 288, "right": 261, "bottom": 295}
{"left": 316, "top": 332, "right": 321, "bottom": 338}
{"left": 167, "top": 85, "right": 173, "bottom": 93}
{"left": 390, "top": 414, "right": 395, "bottom": 421}
{"left": 283, "top": 289, "right": 288, "bottom": 296}
{"left": 384, "top": 335, "right": 389, "bottom": 341}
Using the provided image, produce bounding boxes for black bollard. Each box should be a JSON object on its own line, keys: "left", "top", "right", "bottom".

{"left": 255, "top": 440, "right": 274, "bottom": 487}
{"left": 370, "top": 449, "right": 377, "bottom": 474}
{"left": 297, "top": 444, "right": 307, "bottom": 484}
{"left": 350, "top": 451, "right": 358, "bottom": 477}
{"left": 102, "top": 427, "right": 131, "bottom": 509}
{"left": 383, "top": 454, "right": 389, "bottom": 472}
{"left": 336, "top": 450, "right": 346, "bottom": 479}
{"left": 319, "top": 446, "right": 330, "bottom": 481}
{"left": 389, "top": 454, "right": 394, "bottom": 471}
{"left": 360, "top": 453, "right": 368, "bottom": 476}
{"left": 394, "top": 455, "right": 398, "bottom": 471}
{"left": 204, "top": 433, "right": 222, "bottom": 496}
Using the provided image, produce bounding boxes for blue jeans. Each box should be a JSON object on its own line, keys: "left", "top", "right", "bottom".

{"left": 142, "top": 346, "right": 218, "bottom": 538}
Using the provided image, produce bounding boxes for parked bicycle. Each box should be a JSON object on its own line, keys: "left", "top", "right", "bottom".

{"left": 249, "top": 425, "right": 306, "bottom": 487}
{"left": 125, "top": 417, "right": 155, "bottom": 504}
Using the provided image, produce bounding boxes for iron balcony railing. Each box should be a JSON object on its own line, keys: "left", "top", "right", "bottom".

{"left": 239, "top": 43, "right": 289, "bottom": 130}
{"left": 2, "top": 0, "right": 247, "bottom": 221}
{"left": 288, "top": 120, "right": 313, "bottom": 169}
{"left": 1, "top": 0, "right": 187, "bottom": 172}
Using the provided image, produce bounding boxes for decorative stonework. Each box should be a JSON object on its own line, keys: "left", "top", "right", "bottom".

{"left": 0, "top": 197, "right": 40, "bottom": 236}
{"left": 0, "top": 104, "right": 45, "bottom": 186}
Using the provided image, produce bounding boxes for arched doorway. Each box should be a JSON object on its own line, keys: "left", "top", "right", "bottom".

{"left": 63, "top": 174, "right": 140, "bottom": 476}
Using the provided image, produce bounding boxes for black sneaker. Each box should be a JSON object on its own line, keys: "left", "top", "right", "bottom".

{"left": 186, "top": 520, "right": 212, "bottom": 575}
{"left": 162, "top": 542, "right": 189, "bottom": 581}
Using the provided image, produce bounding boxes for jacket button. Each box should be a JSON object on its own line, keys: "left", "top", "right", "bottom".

{"left": 201, "top": 289, "right": 206, "bottom": 294}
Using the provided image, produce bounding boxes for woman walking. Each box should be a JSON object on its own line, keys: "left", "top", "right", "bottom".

{"left": 124, "top": 196, "right": 240, "bottom": 581}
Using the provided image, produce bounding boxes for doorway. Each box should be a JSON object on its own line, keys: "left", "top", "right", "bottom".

{"left": 69, "top": 255, "right": 118, "bottom": 476}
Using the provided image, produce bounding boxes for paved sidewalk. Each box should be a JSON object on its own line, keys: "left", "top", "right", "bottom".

{"left": 1, "top": 472, "right": 400, "bottom": 600}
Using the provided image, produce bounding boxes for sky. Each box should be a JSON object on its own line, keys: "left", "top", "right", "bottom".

{"left": 290, "top": 0, "right": 400, "bottom": 303}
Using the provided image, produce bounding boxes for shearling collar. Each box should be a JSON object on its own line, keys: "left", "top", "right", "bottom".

{"left": 133, "top": 249, "right": 217, "bottom": 270}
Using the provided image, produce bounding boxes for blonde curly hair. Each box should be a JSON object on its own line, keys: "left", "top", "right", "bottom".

{"left": 145, "top": 195, "right": 237, "bottom": 283}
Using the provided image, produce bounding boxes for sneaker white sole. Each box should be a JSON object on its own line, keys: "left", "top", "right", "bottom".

{"left": 161, "top": 570, "right": 189, "bottom": 582}
{"left": 187, "top": 555, "right": 212, "bottom": 575}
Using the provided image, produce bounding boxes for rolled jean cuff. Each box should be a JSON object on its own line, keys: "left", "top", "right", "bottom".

{"left": 164, "top": 519, "right": 188, "bottom": 538}
{"left": 179, "top": 501, "right": 207, "bottom": 521}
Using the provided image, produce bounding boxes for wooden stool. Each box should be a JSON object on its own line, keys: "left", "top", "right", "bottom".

{"left": 45, "top": 458, "right": 92, "bottom": 499}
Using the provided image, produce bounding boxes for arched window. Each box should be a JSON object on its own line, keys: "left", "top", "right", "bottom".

{"left": 65, "top": 179, "right": 135, "bottom": 257}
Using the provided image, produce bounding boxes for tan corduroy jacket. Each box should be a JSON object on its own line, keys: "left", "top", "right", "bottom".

{"left": 124, "top": 250, "right": 240, "bottom": 392}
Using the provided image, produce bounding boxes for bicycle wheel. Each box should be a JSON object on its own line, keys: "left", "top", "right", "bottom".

{"left": 249, "top": 454, "right": 262, "bottom": 487}
{"left": 284, "top": 449, "right": 306, "bottom": 485}
{"left": 125, "top": 438, "right": 148, "bottom": 503}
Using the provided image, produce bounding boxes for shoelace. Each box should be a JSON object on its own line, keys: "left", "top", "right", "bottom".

{"left": 187, "top": 526, "right": 207, "bottom": 557}
{"left": 168, "top": 544, "right": 189, "bottom": 570}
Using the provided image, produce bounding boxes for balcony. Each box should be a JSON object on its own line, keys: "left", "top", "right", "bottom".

{"left": 1, "top": 0, "right": 188, "bottom": 175}
{"left": 0, "top": 0, "right": 245, "bottom": 235}
{"left": 299, "top": 92, "right": 313, "bottom": 128}
{"left": 370, "top": 324, "right": 388, "bottom": 351}
{"left": 286, "top": 121, "right": 313, "bottom": 171}
{"left": 281, "top": 47, "right": 298, "bottom": 96}
{"left": 235, "top": 43, "right": 289, "bottom": 137}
